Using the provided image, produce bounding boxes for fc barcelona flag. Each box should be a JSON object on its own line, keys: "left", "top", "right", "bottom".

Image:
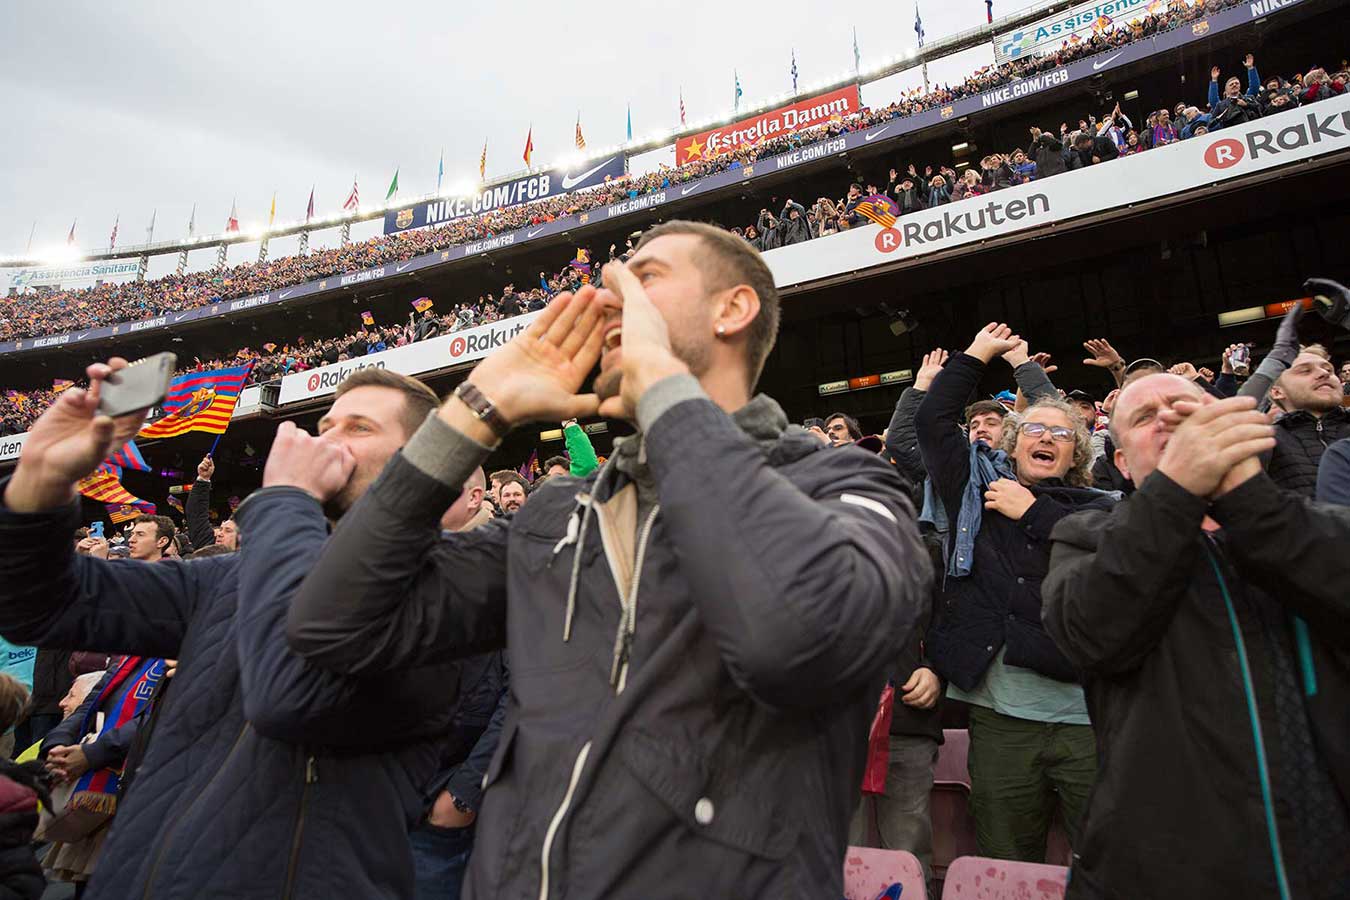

{"left": 138, "top": 363, "right": 254, "bottom": 440}
{"left": 106, "top": 439, "right": 151, "bottom": 473}
{"left": 412, "top": 297, "right": 434, "bottom": 313}
{"left": 853, "top": 194, "right": 900, "bottom": 228}
{"left": 78, "top": 470, "right": 154, "bottom": 516}
{"left": 107, "top": 503, "right": 153, "bottom": 524}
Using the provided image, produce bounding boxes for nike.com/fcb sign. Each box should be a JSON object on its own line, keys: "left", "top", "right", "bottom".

{"left": 382, "top": 156, "right": 626, "bottom": 235}
{"left": 994, "top": 0, "right": 1155, "bottom": 66}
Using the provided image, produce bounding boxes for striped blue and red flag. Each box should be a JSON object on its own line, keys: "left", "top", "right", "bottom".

{"left": 138, "top": 363, "right": 253, "bottom": 439}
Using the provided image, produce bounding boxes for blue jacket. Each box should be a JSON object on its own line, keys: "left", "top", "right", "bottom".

{"left": 1208, "top": 65, "right": 1262, "bottom": 129}
{"left": 0, "top": 484, "right": 459, "bottom": 900}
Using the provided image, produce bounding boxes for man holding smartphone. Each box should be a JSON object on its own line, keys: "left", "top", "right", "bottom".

{"left": 0, "top": 364, "right": 468, "bottom": 899}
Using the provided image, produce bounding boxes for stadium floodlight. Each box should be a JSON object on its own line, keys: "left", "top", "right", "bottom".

{"left": 447, "top": 179, "right": 477, "bottom": 199}
{"left": 39, "top": 245, "right": 83, "bottom": 265}
{"left": 952, "top": 142, "right": 970, "bottom": 152}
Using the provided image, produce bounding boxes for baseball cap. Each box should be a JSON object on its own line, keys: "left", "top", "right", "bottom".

{"left": 1066, "top": 389, "right": 1095, "bottom": 403}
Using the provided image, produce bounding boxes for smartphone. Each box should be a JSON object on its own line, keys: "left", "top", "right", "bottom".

{"left": 89, "top": 521, "right": 104, "bottom": 539}
{"left": 97, "top": 352, "right": 177, "bottom": 418}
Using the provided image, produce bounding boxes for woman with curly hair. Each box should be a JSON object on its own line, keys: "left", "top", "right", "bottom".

{"left": 915, "top": 323, "right": 1119, "bottom": 865}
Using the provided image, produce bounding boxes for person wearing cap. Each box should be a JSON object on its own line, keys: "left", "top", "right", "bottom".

{"left": 1065, "top": 391, "right": 1097, "bottom": 425}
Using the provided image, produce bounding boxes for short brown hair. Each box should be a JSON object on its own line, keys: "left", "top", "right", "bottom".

{"left": 635, "top": 220, "right": 780, "bottom": 384}
{"left": 1302, "top": 343, "right": 1331, "bottom": 361}
{"left": 491, "top": 471, "right": 528, "bottom": 492}
{"left": 134, "top": 514, "right": 176, "bottom": 546}
{"left": 964, "top": 400, "right": 1008, "bottom": 426}
{"left": 0, "top": 674, "right": 29, "bottom": 734}
{"left": 335, "top": 368, "right": 439, "bottom": 438}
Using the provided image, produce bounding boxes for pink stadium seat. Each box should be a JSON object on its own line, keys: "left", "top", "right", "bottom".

{"left": 939, "top": 856, "right": 1068, "bottom": 900}
{"left": 843, "top": 846, "right": 928, "bottom": 900}
{"left": 932, "top": 729, "right": 977, "bottom": 879}
{"left": 935, "top": 729, "right": 971, "bottom": 786}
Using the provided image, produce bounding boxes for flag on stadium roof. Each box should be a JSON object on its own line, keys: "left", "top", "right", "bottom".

{"left": 986, "top": 0, "right": 994, "bottom": 24}
{"left": 575, "top": 115, "right": 586, "bottom": 150}
{"left": 626, "top": 104, "right": 633, "bottom": 142}
{"left": 853, "top": 194, "right": 901, "bottom": 228}
{"left": 853, "top": 27, "right": 861, "bottom": 75}
{"left": 480, "top": 140, "right": 488, "bottom": 181}
{"left": 306, "top": 187, "right": 315, "bottom": 222}
{"left": 268, "top": 192, "right": 276, "bottom": 226}
{"left": 226, "top": 199, "right": 240, "bottom": 233}
{"left": 385, "top": 168, "right": 400, "bottom": 201}
{"left": 734, "top": 70, "right": 743, "bottom": 112}
{"left": 109, "top": 215, "right": 119, "bottom": 250}
{"left": 107, "top": 439, "right": 151, "bottom": 473}
{"left": 679, "top": 87, "right": 686, "bottom": 126}
{"left": 145, "top": 209, "right": 156, "bottom": 244}
{"left": 412, "top": 297, "right": 434, "bottom": 313}
{"left": 187, "top": 203, "right": 196, "bottom": 238}
{"left": 360, "top": 311, "right": 375, "bottom": 326}
{"left": 791, "top": 49, "right": 799, "bottom": 94}
{"left": 437, "top": 150, "right": 444, "bottom": 193}
{"left": 137, "top": 362, "right": 255, "bottom": 440}
{"left": 523, "top": 126, "right": 534, "bottom": 167}
{"left": 915, "top": 3, "right": 925, "bottom": 47}
{"left": 67, "top": 220, "right": 76, "bottom": 246}
{"left": 344, "top": 177, "right": 360, "bottom": 212}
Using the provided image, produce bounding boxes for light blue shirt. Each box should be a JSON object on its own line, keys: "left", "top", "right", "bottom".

{"left": 947, "top": 648, "right": 1089, "bottom": 725}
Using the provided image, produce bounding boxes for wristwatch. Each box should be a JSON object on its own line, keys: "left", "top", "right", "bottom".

{"left": 451, "top": 795, "right": 473, "bottom": 815}
{"left": 453, "top": 381, "right": 510, "bottom": 439}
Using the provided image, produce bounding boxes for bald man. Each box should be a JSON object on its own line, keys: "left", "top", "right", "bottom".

{"left": 1041, "top": 373, "right": 1350, "bottom": 899}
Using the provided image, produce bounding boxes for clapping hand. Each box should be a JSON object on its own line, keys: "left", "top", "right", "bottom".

{"left": 1155, "top": 395, "right": 1275, "bottom": 498}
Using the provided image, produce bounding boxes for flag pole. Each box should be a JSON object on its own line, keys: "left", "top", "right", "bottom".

{"left": 208, "top": 434, "right": 222, "bottom": 456}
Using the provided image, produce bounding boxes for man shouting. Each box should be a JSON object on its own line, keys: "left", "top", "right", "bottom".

{"left": 283, "top": 220, "right": 932, "bottom": 898}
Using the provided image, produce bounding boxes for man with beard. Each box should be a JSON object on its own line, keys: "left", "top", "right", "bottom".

{"left": 1266, "top": 348, "right": 1350, "bottom": 495}
{"left": 0, "top": 366, "right": 459, "bottom": 899}
{"left": 283, "top": 220, "right": 932, "bottom": 898}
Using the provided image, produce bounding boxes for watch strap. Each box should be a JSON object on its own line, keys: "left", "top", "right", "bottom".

{"left": 453, "top": 381, "right": 510, "bottom": 439}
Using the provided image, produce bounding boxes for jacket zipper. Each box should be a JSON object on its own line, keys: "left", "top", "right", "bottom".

{"left": 614, "top": 505, "right": 660, "bottom": 693}
{"left": 141, "top": 724, "right": 251, "bottom": 900}
{"left": 1203, "top": 543, "right": 1292, "bottom": 900}
{"left": 282, "top": 754, "right": 319, "bottom": 900}
{"left": 537, "top": 741, "right": 591, "bottom": 900}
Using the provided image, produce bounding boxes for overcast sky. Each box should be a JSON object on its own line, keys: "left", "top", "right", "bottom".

{"left": 0, "top": 0, "right": 1013, "bottom": 282}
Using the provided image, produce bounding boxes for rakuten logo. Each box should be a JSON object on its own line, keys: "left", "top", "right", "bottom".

{"left": 890, "top": 194, "right": 1051, "bottom": 248}
{"left": 448, "top": 321, "right": 530, "bottom": 359}
{"left": 1206, "top": 108, "right": 1350, "bottom": 169}
{"left": 305, "top": 360, "right": 387, "bottom": 393}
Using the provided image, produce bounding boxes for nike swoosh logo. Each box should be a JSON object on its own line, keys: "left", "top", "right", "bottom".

{"left": 1093, "top": 52, "right": 1124, "bottom": 71}
{"left": 279, "top": 290, "right": 294, "bottom": 299}
{"left": 561, "top": 157, "right": 614, "bottom": 190}
{"left": 527, "top": 227, "right": 546, "bottom": 237}
{"left": 681, "top": 184, "right": 701, "bottom": 196}
{"left": 864, "top": 126, "right": 892, "bottom": 142}
{"left": 396, "top": 263, "right": 412, "bottom": 272}
{"left": 76, "top": 332, "right": 91, "bottom": 339}
{"left": 173, "top": 314, "right": 189, "bottom": 322}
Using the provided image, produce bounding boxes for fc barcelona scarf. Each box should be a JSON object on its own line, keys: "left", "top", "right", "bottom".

{"left": 68, "top": 657, "right": 165, "bottom": 816}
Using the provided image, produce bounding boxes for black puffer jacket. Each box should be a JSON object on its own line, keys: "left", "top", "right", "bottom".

{"left": 287, "top": 383, "right": 932, "bottom": 899}
{"left": 916, "top": 353, "right": 1116, "bottom": 690}
{"left": 0, "top": 485, "right": 458, "bottom": 900}
{"left": 1267, "top": 406, "right": 1350, "bottom": 496}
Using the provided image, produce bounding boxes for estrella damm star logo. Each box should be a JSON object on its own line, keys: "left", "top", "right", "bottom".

{"left": 177, "top": 387, "right": 217, "bottom": 419}
{"left": 682, "top": 136, "right": 706, "bottom": 160}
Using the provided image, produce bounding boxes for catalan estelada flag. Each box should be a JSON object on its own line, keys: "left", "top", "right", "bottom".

{"left": 137, "top": 362, "right": 254, "bottom": 440}
{"left": 854, "top": 194, "right": 901, "bottom": 228}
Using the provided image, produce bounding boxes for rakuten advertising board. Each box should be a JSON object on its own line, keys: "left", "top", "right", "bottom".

{"left": 276, "top": 312, "right": 542, "bottom": 405}
{"left": 674, "top": 85, "right": 862, "bottom": 165}
{"left": 766, "top": 94, "right": 1350, "bottom": 287}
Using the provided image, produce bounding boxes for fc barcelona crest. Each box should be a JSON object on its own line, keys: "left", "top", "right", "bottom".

{"left": 396, "top": 208, "right": 415, "bottom": 229}
{"left": 177, "top": 387, "right": 217, "bottom": 419}
{"left": 1192, "top": 21, "right": 1209, "bottom": 35}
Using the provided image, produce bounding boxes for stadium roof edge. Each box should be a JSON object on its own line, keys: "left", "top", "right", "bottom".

{"left": 0, "top": 0, "right": 1079, "bottom": 268}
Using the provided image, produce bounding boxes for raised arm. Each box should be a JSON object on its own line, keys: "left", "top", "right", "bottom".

{"left": 185, "top": 456, "right": 216, "bottom": 551}
{"left": 886, "top": 349, "right": 947, "bottom": 486}
{"left": 563, "top": 420, "right": 599, "bottom": 477}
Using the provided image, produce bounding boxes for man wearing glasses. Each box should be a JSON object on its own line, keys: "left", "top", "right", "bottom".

{"left": 914, "top": 323, "right": 1118, "bottom": 864}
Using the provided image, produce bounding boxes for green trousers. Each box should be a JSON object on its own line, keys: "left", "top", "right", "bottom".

{"left": 966, "top": 704, "right": 1097, "bottom": 863}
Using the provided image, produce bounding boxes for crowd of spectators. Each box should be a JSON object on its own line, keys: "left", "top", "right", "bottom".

{"left": 0, "top": 0, "right": 1284, "bottom": 346}
{"left": 3, "top": 39, "right": 1346, "bottom": 436}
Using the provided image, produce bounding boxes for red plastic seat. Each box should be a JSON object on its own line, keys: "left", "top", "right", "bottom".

{"left": 932, "top": 729, "right": 977, "bottom": 880}
{"left": 939, "top": 856, "right": 1068, "bottom": 900}
{"left": 935, "top": 729, "right": 971, "bottom": 786}
{"left": 843, "top": 846, "right": 928, "bottom": 900}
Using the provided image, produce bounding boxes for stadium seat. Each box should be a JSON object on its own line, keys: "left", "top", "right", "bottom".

{"left": 843, "top": 846, "right": 928, "bottom": 900}
{"left": 932, "top": 729, "right": 977, "bottom": 880}
{"left": 939, "top": 856, "right": 1068, "bottom": 900}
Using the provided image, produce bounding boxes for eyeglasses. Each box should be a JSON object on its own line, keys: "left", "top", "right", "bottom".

{"left": 1019, "top": 422, "right": 1076, "bottom": 442}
